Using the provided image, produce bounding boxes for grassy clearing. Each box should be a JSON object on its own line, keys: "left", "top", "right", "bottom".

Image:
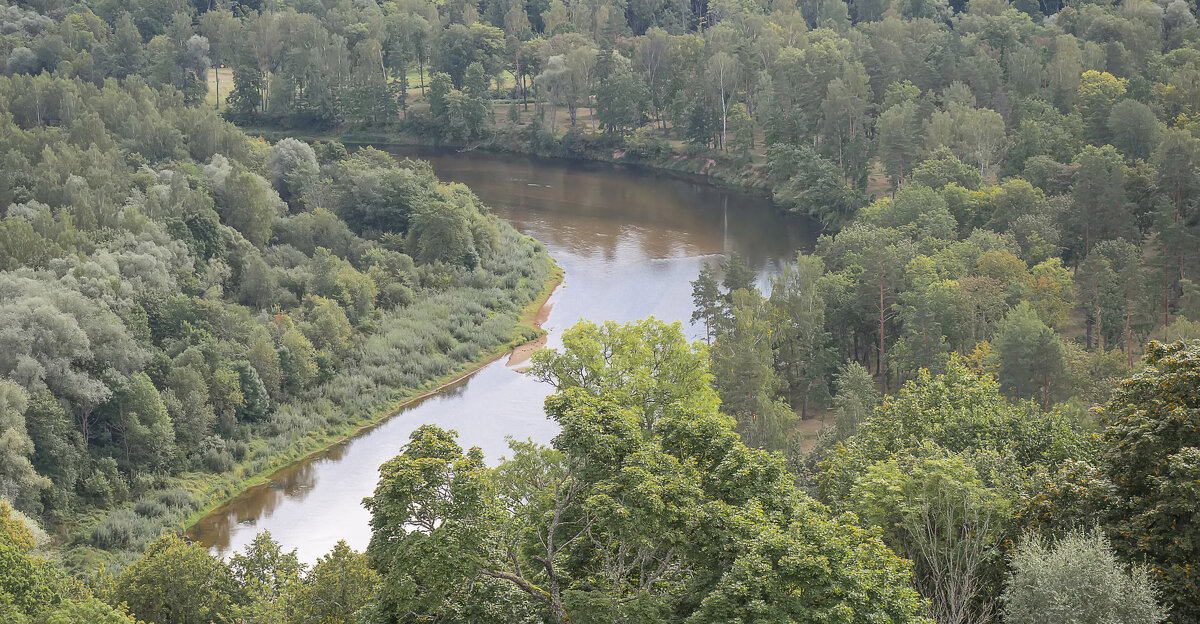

{"left": 204, "top": 67, "right": 233, "bottom": 109}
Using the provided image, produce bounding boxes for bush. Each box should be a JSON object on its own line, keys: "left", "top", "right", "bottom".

{"left": 198, "top": 436, "right": 235, "bottom": 473}
{"left": 90, "top": 509, "right": 160, "bottom": 551}
{"left": 133, "top": 498, "right": 169, "bottom": 518}
{"left": 202, "top": 448, "right": 235, "bottom": 473}
{"left": 129, "top": 472, "right": 155, "bottom": 499}
{"left": 1003, "top": 530, "right": 1165, "bottom": 624}
{"left": 82, "top": 472, "right": 114, "bottom": 508}
{"left": 156, "top": 488, "right": 196, "bottom": 511}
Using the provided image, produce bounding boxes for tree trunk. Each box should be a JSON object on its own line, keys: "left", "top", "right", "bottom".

{"left": 1165, "top": 259, "right": 1171, "bottom": 327}
{"left": 1126, "top": 277, "right": 1133, "bottom": 368}
{"left": 516, "top": 51, "right": 526, "bottom": 111}
{"left": 720, "top": 89, "right": 728, "bottom": 152}
{"left": 1042, "top": 373, "right": 1050, "bottom": 411}
{"left": 879, "top": 269, "right": 887, "bottom": 393}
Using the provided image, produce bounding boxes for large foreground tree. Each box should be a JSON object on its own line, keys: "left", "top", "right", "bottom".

{"left": 365, "top": 319, "right": 931, "bottom": 624}
{"left": 1101, "top": 340, "right": 1200, "bottom": 622}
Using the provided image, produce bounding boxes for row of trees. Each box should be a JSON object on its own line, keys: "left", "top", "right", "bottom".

{"left": 7, "top": 0, "right": 1182, "bottom": 161}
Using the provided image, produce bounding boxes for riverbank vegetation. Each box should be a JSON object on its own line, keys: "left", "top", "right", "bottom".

{"left": 0, "top": 66, "right": 552, "bottom": 572}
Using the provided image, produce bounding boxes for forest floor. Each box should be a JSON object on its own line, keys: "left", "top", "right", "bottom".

{"left": 205, "top": 66, "right": 233, "bottom": 109}
{"left": 792, "top": 412, "right": 829, "bottom": 455}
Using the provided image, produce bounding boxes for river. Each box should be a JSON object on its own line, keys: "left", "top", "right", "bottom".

{"left": 186, "top": 148, "right": 817, "bottom": 562}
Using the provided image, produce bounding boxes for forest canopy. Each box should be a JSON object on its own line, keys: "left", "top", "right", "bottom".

{"left": 3, "top": 0, "right": 1200, "bottom": 622}
{"left": 0, "top": 64, "right": 550, "bottom": 574}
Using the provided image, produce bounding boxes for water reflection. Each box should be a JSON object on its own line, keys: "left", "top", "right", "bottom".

{"left": 186, "top": 148, "right": 816, "bottom": 562}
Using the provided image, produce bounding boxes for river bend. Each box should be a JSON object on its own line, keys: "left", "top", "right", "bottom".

{"left": 187, "top": 148, "right": 816, "bottom": 562}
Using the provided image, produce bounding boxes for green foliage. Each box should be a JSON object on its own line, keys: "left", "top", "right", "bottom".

{"left": 848, "top": 450, "right": 1010, "bottom": 624}
{"left": 770, "top": 253, "right": 835, "bottom": 417}
{"left": 912, "top": 147, "right": 983, "bottom": 191}
{"left": 42, "top": 598, "right": 137, "bottom": 624}
{"left": 288, "top": 540, "right": 379, "bottom": 624}
{"left": 877, "top": 100, "right": 923, "bottom": 188}
{"left": 1071, "top": 144, "right": 1134, "bottom": 258}
{"left": 0, "top": 381, "right": 48, "bottom": 508}
{"left": 1107, "top": 99, "right": 1160, "bottom": 161}
{"left": 818, "top": 358, "right": 1098, "bottom": 620}
{"left": 369, "top": 320, "right": 931, "bottom": 624}
{"left": 11, "top": 0, "right": 1200, "bottom": 618}
{"left": 690, "top": 263, "right": 722, "bottom": 345}
{"left": 531, "top": 318, "right": 718, "bottom": 424}
{"left": 825, "top": 363, "right": 878, "bottom": 438}
{"left": 406, "top": 187, "right": 491, "bottom": 268}
{"left": 229, "top": 531, "right": 303, "bottom": 623}
{"left": 210, "top": 163, "right": 284, "bottom": 247}
{"left": 111, "top": 533, "right": 235, "bottom": 624}
{"left": 1100, "top": 340, "right": 1200, "bottom": 621}
{"left": 0, "top": 502, "right": 68, "bottom": 621}
{"left": 819, "top": 359, "right": 1091, "bottom": 506}
{"left": 364, "top": 425, "right": 493, "bottom": 620}
{"left": 1078, "top": 70, "right": 1128, "bottom": 144}
{"left": 766, "top": 143, "right": 866, "bottom": 229}
{"left": 1003, "top": 530, "right": 1165, "bottom": 624}
{"left": 89, "top": 508, "right": 160, "bottom": 551}
{"left": 859, "top": 183, "right": 957, "bottom": 241}
{"left": 0, "top": 61, "right": 550, "bottom": 565}
{"left": 265, "top": 138, "right": 316, "bottom": 208}
{"left": 994, "top": 302, "right": 1069, "bottom": 407}
{"left": 712, "top": 290, "right": 795, "bottom": 449}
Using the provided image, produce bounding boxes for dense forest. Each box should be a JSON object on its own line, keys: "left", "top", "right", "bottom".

{"left": 1, "top": 0, "right": 1200, "bottom": 622}
{"left": 0, "top": 0, "right": 554, "bottom": 575}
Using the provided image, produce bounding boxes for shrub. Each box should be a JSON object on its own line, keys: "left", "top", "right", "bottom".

{"left": 133, "top": 498, "right": 169, "bottom": 518}
{"left": 90, "top": 509, "right": 160, "bottom": 551}
{"left": 1003, "top": 530, "right": 1165, "bottom": 624}
{"left": 156, "top": 488, "right": 196, "bottom": 511}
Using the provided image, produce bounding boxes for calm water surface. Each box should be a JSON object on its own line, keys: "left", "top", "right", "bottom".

{"left": 186, "top": 148, "right": 817, "bottom": 562}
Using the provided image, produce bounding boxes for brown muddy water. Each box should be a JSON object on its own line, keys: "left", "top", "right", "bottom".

{"left": 186, "top": 148, "right": 818, "bottom": 562}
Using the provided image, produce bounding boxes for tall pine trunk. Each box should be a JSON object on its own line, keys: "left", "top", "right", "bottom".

{"left": 879, "top": 268, "right": 887, "bottom": 393}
